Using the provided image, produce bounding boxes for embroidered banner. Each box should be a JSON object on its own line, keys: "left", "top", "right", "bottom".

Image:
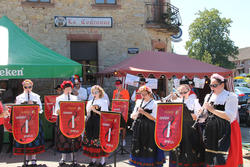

{"left": 100, "top": 112, "right": 120, "bottom": 153}
{"left": 155, "top": 103, "right": 183, "bottom": 151}
{"left": 111, "top": 99, "right": 129, "bottom": 122}
{"left": 59, "top": 101, "right": 85, "bottom": 138}
{"left": 44, "top": 95, "right": 58, "bottom": 123}
{"left": 12, "top": 105, "right": 39, "bottom": 144}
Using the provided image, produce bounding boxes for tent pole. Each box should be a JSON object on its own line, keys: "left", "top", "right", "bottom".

{"left": 165, "top": 77, "right": 168, "bottom": 96}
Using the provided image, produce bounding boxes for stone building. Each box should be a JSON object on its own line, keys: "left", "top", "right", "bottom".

{"left": 230, "top": 47, "right": 250, "bottom": 76}
{"left": 0, "top": 0, "right": 181, "bottom": 97}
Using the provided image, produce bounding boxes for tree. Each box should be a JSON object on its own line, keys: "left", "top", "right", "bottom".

{"left": 185, "top": 9, "right": 238, "bottom": 69}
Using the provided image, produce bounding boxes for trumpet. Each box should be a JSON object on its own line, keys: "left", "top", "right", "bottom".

{"left": 160, "top": 92, "right": 180, "bottom": 102}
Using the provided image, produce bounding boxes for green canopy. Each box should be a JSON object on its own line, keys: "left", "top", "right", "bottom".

{"left": 0, "top": 16, "right": 82, "bottom": 79}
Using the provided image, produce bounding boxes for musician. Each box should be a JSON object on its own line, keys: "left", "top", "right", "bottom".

{"left": 72, "top": 77, "right": 88, "bottom": 101}
{"left": 14, "top": 79, "right": 45, "bottom": 166}
{"left": 112, "top": 79, "right": 130, "bottom": 146}
{"left": 169, "top": 84, "right": 204, "bottom": 167}
{"left": 203, "top": 73, "right": 243, "bottom": 166}
{"left": 82, "top": 85, "right": 109, "bottom": 167}
{"left": 130, "top": 85, "right": 165, "bottom": 167}
{"left": 131, "top": 77, "right": 147, "bottom": 102}
{"left": 54, "top": 81, "right": 82, "bottom": 166}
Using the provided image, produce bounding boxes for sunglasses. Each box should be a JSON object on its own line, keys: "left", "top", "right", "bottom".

{"left": 24, "top": 86, "right": 32, "bottom": 89}
{"left": 179, "top": 91, "right": 189, "bottom": 95}
{"left": 92, "top": 91, "right": 99, "bottom": 95}
{"left": 209, "top": 83, "right": 220, "bottom": 88}
{"left": 141, "top": 92, "right": 148, "bottom": 96}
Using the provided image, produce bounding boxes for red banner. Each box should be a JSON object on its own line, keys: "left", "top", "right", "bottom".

{"left": 12, "top": 105, "right": 40, "bottom": 144}
{"left": 155, "top": 103, "right": 183, "bottom": 151}
{"left": 59, "top": 101, "right": 85, "bottom": 138}
{"left": 111, "top": 99, "right": 129, "bottom": 122}
{"left": 4, "top": 104, "right": 13, "bottom": 133}
{"left": 100, "top": 112, "right": 120, "bottom": 153}
{"left": 44, "top": 95, "right": 58, "bottom": 123}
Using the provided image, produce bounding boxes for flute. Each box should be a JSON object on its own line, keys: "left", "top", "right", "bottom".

{"left": 192, "top": 91, "right": 213, "bottom": 129}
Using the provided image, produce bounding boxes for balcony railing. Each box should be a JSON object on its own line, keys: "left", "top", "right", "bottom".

{"left": 145, "top": 2, "right": 182, "bottom": 33}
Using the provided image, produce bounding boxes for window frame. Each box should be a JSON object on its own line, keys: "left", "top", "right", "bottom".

{"left": 95, "top": 0, "right": 117, "bottom": 5}
{"left": 26, "top": 0, "right": 51, "bottom": 2}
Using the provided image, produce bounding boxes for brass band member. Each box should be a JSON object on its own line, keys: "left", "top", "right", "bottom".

{"left": 14, "top": 79, "right": 45, "bottom": 166}
{"left": 203, "top": 74, "right": 243, "bottom": 166}
{"left": 82, "top": 85, "right": 109, "bottom": 167}
{"left": 54, "top": 81, "right": 82, "bottom": 166}
{"left": 130, "top": 85, "right": 165, "bottom": 167}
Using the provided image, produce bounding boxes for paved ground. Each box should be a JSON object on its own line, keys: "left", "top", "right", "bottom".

{"left": 0, "top": 127, "right": 249, "bottom": 167}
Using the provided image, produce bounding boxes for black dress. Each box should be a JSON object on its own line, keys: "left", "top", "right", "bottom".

{"left": 169, "top": 103, "right": 205, "bottom": 167}
{"left": 203, "top": 104, "right": 231, "bottom": 165}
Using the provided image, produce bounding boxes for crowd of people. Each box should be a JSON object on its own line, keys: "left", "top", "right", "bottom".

{"left": 0, "top": 73, "right": 243, "bottom": 167}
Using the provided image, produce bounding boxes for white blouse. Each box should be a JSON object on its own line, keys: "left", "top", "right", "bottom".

{"left": 15, "top": 92, "right": 43, "bottom": 113}
{"left": 204, "top": 90, "right": 238, "bottom": 123}
{"left": 86, "top": 98, "right": 109, "bottom": 117}
{"left": 131, "top": 99, "right": 157, "bottom": 120}
{"left": 54, "top": 94, "right": 78, "bottom": 115}
{"left": 172, "top": 95, "right": 201, "bottom": 116}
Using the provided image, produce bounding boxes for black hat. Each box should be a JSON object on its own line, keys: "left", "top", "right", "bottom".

{"left": 138, "top": 77, "right": 148, "bottom": 83}
{"left": 180, "top": 78, "right": 189, "bottom": 85}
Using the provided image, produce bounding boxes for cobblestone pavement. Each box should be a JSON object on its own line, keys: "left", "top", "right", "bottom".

{"left": 0, "top": 127, "right": 249, "bottom": 167}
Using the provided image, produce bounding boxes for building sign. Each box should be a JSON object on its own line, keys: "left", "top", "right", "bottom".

{"left": 54, "top": 16, "right": 112, "bottom": 28}
{"left": 128, "top": 48, "right": 139, "bottom": 54}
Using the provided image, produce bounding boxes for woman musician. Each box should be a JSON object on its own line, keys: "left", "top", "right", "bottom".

{"left": 129, "top": 85, "right": 165, "bottom": 167}
{"left": 54, "top": 81, "right": 82, "bottom": 166}
{"left": 14, "top": 79, "right": 45, "bottom": 166}
{"left": 169, "top": 84, "right": 205, "bottom": 167}
{"left": 202, "top": 74, "right": 243, "bottom": 166}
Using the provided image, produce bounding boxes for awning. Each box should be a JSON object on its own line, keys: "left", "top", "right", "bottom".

{"left": 0, "top": 16, "right": 82, "bottom": 79}
{"left": 99, "top": 51, "right": 233, "bottom": 79}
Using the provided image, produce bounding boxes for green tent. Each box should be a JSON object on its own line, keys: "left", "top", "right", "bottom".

{"left": 0, "top": 16, "right": 82, "bottom": 79}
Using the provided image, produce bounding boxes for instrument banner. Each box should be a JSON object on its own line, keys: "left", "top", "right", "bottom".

{"left": 100, "top": 112, "right": 120, "bottom": 153}
{"left": 4, "top": 104, "right": 13, "bottom": 133}
{"left": 111, "top": 99, "right": 129, "bottom": 122}
{"left": 59, "top": 101, "right": 85, "bottom": 138}
{"left": 44, "top": 95, "right": 58, "bottom": 123}
{"left": 12, "top": 105, "right": 39, "bottom": 144}
{"left": 155, "top": 103, "right": 183, "bottom": 151}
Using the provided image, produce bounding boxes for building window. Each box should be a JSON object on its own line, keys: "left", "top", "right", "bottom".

{"left": 26, "top": 0, "right": 50, "bottom": 2}
{"left": 96, "top": 0, "right": 116, "bottom": 4}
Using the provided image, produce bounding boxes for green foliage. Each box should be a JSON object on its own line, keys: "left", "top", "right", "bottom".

{"left": 185, "top": 9, "right": 238, "bottom": 69}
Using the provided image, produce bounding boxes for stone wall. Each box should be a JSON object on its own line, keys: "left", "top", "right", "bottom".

{"left": 0, "top": 0, "right": 174, "bottom": 98}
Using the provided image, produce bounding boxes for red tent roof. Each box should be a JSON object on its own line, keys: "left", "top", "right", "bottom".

{"left": 99, "top": 51, "right": 233, "bottom": 79}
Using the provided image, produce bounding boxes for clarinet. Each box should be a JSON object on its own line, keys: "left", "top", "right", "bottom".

{"left": 192, "top": 91, "right": 213, "bottom": 129}
{"left": 68, "top": 92, "right": 70, "bottom": 101}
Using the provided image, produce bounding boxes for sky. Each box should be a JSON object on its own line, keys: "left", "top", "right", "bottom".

{"left": 171, "top": 0, "right": 250, "bottom": 55}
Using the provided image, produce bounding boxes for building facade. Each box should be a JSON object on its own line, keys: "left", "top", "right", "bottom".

{"left": 231, "top": 47, "right": 250, "bottom": 76}
{"left": 0, "top": 0, "right": 181, "bottom": 96}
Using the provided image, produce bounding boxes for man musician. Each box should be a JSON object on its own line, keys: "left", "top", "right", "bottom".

{"left": 112, "top": 80, "right": 130, "bottom": 146}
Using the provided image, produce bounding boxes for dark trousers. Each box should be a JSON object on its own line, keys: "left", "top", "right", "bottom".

{"left": 0, "top": 125, "right": 4, "bottom": 152}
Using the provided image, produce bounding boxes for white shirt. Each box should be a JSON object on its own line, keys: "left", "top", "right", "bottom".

{"left": 204, "top": 90, "right": 238, "bottom": 123}
{"left": 54, "top": 94, "right": 78, "bottom": 115}
{"left": 88, "top": 93, "right": 110, "bottom": 107}
{"left": 74, "top": 87, "right": 87, "bottom": 101}
{"left": 172, "top": 95, "right": 201, "bottom": 116}
{"left": 15, "top": 92, "right": 43, "bottom": 113}
{"left": 86, "top": 98, "right": 109, "bottom": 117}
{"left": 131, "top": 99, "right": 157, "bottom": 120}
{"left": 131, "top": 90, "right": 136, "bottom": 102}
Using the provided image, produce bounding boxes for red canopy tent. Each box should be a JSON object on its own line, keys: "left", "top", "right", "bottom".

{"left": 99, "top": 51, "right": 233, "bottom": 79}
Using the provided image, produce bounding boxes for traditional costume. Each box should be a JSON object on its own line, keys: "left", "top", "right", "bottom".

{"left": 129, "top": 99, "right": 165, "bottom": 167}
{"left": 54, "top": 93, "right": 82, "bottom": 154}
{"left": 13, "top": 91, "right": 45, "bottom": 155}
{"left": 203, "top": 90, "right": 243, "bottom": 166}
{"left": 82, "top": 98, "right": 109, "bottom": 158}
{"left": 169, "top": 95, "right": 205, "bottom": 167}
